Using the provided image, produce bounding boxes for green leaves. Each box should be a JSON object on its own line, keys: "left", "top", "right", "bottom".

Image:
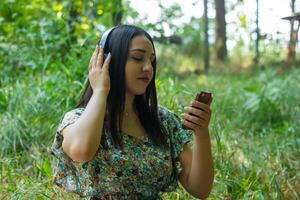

{"left": 0, "top": 89, "right": 8, "bottom": 111}
{"left": 242, "top": 70, "right": 299, "bottom": 131}
{"left": 0, "top": 2, "right": 13, "bottom": 22}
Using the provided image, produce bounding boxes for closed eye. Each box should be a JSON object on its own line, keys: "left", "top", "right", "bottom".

{"left": 132, "top": 57, "right": 143, "bottom": 62}
{"left": 131, "top": 56, "right": 155, "bottom": 67}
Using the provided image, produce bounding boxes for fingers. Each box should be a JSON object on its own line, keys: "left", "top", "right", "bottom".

{"left": 182, "top": 119, "right": 201, "bottom": 130}
{"left": 92, "top": 45, "right": 100, "bottom": 69}
{"left": 181, "top": 112, "right": 206, "bottom": 126}
{"left": 102, "top": 53, "right": 111, "bottom": 71}
{"left": 184, "top": 106, "right": 210, "bottom": 120}
{"left": 96, "top": 47, "right": 104, "bottom": 68}
{"left": 89, "top": 45, "right": 111, "bottom": 71}
{"left": 191, "top": 100, "right": 212, "bottom": 114}
{"left": 89, "top": 45, "right": 98, "bottom": 70}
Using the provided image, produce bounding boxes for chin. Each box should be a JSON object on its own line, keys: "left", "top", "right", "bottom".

{"left": 134, "top": 89, "right": 147, "bottom": 95}
{"left": 129, "top": 88, "right": 148, "bottom": 96}
{"left": 129, "top": 85, "right": 149, "bottom": 96}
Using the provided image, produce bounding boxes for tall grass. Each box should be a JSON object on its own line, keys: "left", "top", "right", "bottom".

{"left": 2, "top": 1, "right": 298, "bottom": 199}
{"left": 157, "top": 65, "right": 300, "bottom": 199}
{"left": 2, "top": 64, "right": 299, "bottom": 199}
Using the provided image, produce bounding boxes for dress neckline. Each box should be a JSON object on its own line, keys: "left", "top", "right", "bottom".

{"left": 120, "top": 130, "right": 148, "bottom": 140}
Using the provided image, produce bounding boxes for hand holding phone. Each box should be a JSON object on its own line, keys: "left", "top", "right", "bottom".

{"left": 182, "top": 91, "right": 212, "bottom": 130}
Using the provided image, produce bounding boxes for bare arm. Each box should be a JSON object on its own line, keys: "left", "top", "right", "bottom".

{"left": 180, "top": 100, "right": 214, "bottom": 198}
{"left": 188, "top": 133, "right": 214, "bottom": 198}
{"left": 62, "top": 46, "right": 111, "bottom": 163}
{"left": 62, "top": 91, "right": 108, "bottom": 163}
{"left": 178, "top": 134, "right": 214, "bottom": 199}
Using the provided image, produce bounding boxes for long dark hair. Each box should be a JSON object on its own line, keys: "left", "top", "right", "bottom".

{"left": 75, "top": 24, "right": 179, "bottom": 188}
{"left": 76, "top": 25, "right": 178, "bottom": 188}
{"left": 75, "top": 25, "right": 169, "bottom": 150}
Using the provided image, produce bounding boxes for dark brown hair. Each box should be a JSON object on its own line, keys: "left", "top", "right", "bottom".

{"left": 75, "top": 25, "right": 169, "bottom": 150}
{"left": 74, "top": 24, "right": 180, "bottom": 188}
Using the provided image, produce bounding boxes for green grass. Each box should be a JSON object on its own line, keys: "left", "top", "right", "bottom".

{"left": 1, "top": 64, "right": 299, "bottom": 199}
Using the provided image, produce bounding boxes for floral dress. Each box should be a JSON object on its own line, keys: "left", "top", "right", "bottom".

{"left": 49, "top": 105, "right": 193, "bottom": 199}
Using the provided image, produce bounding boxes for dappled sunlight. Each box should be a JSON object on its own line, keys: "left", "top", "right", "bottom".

{"left": 177, "top": 56, "right": 200, "bottom": 73}
{"left": 231, "top": 145, "right": 251, "bottom": 169}
{"left": 195, "top": 74, "right": 209, "bottom": 87}
{"left": 1, "top": 0, "right": 299, "bottom": 199}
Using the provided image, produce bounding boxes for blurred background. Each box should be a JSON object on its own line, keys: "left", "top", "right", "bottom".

{"left": 0, "top": 0, "right": 299, "bottom": 199}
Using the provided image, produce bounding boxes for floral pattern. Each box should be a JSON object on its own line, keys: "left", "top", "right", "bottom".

{"left": 49, "top": 105, "right": 193, "bottom": 199}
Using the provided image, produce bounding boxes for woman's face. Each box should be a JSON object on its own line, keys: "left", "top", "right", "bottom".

{"left": 125, "top": 35, "right": 155, "bottom": 96}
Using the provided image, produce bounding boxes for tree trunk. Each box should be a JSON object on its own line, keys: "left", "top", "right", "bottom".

{"left": 204, "top": 0, "right": 210, "bottom": 73}
{"left": 287, "top": 0, "right": 297, "bottom": 61}
{"left": 214, "top": 0, "right": 227, "bottom": 61}
{"left": 254, "top": 0, "right": 260, "bottom": 66}
{"left": 60, "top": 2, "right": 80, "bottom": 62}
{"left": 112, "top": 0, "right": 123, "bottom": 26}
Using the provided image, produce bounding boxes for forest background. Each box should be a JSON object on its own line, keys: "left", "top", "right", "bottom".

{"left": 0, "top": 0, "right": 299, "bottom": 199}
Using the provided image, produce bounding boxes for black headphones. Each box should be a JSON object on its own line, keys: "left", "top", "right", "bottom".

{"left": 98, "top": 26, "right": 117, "bottom": 60}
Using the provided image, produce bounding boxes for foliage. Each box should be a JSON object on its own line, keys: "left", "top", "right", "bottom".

{"left": 1, "top": 0, "right": 299, "bottom": 199}
{"left": 1, "top": 60, "right": 299, "bottom": 199}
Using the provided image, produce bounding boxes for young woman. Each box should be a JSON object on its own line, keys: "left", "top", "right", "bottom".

{"left": 50, "top": 24, "right": 213, "bottom": 199}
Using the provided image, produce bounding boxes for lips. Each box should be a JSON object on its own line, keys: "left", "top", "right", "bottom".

{"left": 137, "top": 77, "right": 150, "bottom": 83}
{"left": 138, "top": 77, "right": 149, "bottom": 80}
{"left": 137, "top": 75, "right": 150, "bottom": 80}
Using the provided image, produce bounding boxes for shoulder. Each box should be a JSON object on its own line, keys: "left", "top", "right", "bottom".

{"left": 61, "top": 107, "right": 85, "bottom": 122}
{"left": 56, "top": 107, "right": 85, "bottom": 135}
{"left": 158, "top": 105, "right": 181, "bottom": 124}
{"left": 158, "top": 105, "right": 176, "bottom": 119}
{"left": 64, "top": 107, "right": 85, "bottom": 118}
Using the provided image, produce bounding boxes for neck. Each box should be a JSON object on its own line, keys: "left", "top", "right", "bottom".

{"left": 124, "top": 92, "right": 136, "bottom": 115}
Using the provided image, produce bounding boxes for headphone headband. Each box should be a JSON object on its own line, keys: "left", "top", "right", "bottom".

{"left": 99, "top": 27, "right": 116, "bottom": 48}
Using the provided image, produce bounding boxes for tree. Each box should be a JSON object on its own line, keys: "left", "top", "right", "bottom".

{"left": 204, "top": 0, "right": 210, "bottom": 73}
{"left": 287, "top": 0, "right": 298, "bottom": 62}
{"left": 214, "top": 0, "right": 227, "bottom": 62}
{"left": 112, "top": 0, "right": 123, "bottom": 26}
{"left": 254, "top": 0, "right": 260, "bottom": 66}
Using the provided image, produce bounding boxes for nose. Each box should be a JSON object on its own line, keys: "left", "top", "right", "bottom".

{"left": 142, "top": 60, "right": 153, "bottom": 72}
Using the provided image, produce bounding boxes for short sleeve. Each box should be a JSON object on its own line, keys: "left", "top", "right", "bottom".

{"left": 49, "top": 107, "right": 92, "bottom": 197}
{"left": 158, "top": 106, "right": 193, "bottom": 175}
{"left": 50, "top": 107, "right": 85, "bottom": 163}
{"left": 56, "top": 108, "right": 85, "bottom": 136}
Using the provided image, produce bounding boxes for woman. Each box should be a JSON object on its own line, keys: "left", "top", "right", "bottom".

{"left": 50, "top": 24, "right": 214, "bottom": 199}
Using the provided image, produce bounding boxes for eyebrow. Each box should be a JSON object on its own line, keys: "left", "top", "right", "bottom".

{"left": 130, "top": 48, "right": 155, "bottom": 56}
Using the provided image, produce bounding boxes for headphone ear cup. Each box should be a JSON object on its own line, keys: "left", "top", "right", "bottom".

{"left": 99, "top": 27, "right": 117, "bottom": 62}
{"left": 103, "top": 53, "right": 108, "bottom": 60}
{"left": 99, "top": 27, "right": 116, "bottom": 52}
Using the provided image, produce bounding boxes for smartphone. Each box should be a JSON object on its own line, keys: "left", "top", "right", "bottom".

{"left": 196, "top": 91, "right": 212, "bottom": 105}
{"left": 182, "top": 91, "right": 212, "bottom": 130}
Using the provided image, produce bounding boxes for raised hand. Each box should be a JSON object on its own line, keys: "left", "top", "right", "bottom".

{"left": 88, "top": 45, "right": 112, "bottom": 95}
